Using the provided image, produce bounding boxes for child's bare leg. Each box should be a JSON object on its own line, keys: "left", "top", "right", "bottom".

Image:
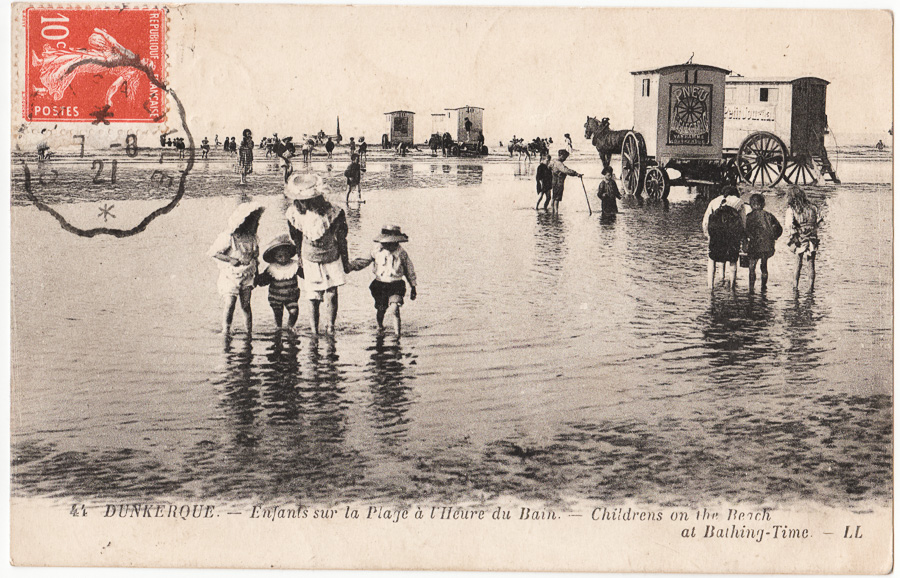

{"left": 792, "top": 254, "right": 803, "bottom": 289}
{"left": 308, "top": 299, "right": 321, "bottom": 334}
{"left": 376, "top": 307, "right": 387, "bottom": 329}
{"left": 748, "top": 258, "right": 758, "bottom": 289}
{"left": 346, "top": 186, "right": 352, "bottom": 204}
{"left": 356, "top": 184, "right": 362, "bottom": 202}
{"left": 271, "top": 303, "right": 284, "bottom": 328}
{"left": 222, "top": 295, "right": 238, "bottom": 333}
{"left": 760, "top": 257, "right": 769, "bottom": 289}
{"left": 727, "top": 260, "right": 737, "bottom": 289}
{"left": 808, "top": 255, "right": 816, "bottom": 290}
{"left": 239, "top": 287, "right": 253, "bottom": 334}
{"left": 286, "top": 303, "right": 299, "bottom": 330}
{"left": 322, "top": 288, "right": 338, "bottom": 334}
{"left": 707, "top": 258, "right": 716, "bottom": 288}
{"left": 387, "top": 303, "right": 401, "bottom": 335}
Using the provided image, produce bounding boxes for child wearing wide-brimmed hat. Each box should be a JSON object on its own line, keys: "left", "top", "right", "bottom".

{"left": 284, "top": 173, "right": 351, "bottom": 334}
{"left": 350, "top": 225, "right": 417, "bottom": 335}
{"left": 208, "top": 202, "right": 265, "bottom": 334}
{"left": 255, "top": 233, "right": 303, "bottom": 331}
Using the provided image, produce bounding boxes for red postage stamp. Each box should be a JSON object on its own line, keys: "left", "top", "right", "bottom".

{"left": 23, "top": 7, "right": 166, "bottom": 123}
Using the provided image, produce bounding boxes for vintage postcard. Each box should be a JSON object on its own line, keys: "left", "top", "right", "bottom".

{"left": 8, "top": 2, "right": 893, "bottom": 572}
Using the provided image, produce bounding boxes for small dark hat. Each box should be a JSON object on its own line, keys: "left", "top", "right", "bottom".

{"left": 262, "top": 234, "right": 296, "bottom": 263}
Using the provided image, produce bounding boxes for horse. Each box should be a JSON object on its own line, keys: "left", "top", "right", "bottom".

{"left": 585, "top": 116, "right": 630, "bottom": 171}
{"left": 442, "top": 132, "right": 454, "bottom": 156}
{"left": 527, "top": 138, "right": 548, "bottom": 158}
{"left": 429, "top": 133, "right": 442, "bottom": 156}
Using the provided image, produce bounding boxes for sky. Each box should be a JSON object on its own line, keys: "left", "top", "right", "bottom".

{"left": 160, "top": 6, "right": 893, "bottom": 145}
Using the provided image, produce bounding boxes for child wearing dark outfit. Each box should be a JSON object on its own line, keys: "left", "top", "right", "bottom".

{"left": 255, "top": 234, "right": 303, "bottom": 331}
{"left": 597, "top": 166, "right": 621, "bottom": 214}
{"left": 350, "top": 225, "right": 417, "bottom": 336}
{"left": 345, "top": 153, "right": 362, "bottom": 203}
{"left": 744, "top": 193, "right": 783, "bottom": 290}
{"left": 535, "top": 152, "right": 553, "bottom": 209}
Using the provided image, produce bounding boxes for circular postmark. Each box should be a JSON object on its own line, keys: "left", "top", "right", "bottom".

{"left": 20, "top": 29, "right": 193, "bottom": 238}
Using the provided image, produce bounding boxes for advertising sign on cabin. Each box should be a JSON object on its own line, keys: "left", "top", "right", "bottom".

{"left": 667, "top": 83, "right": 712, "bottom": 145}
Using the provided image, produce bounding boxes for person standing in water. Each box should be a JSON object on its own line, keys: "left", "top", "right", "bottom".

{"left": 702, "top": 185, "right": 747, "bottom": 289}
{"left": 284, "top": 174, "right": 351, "bottom": 335}
{"left": 744, "top": 193, "right": 783, "bottom": 291}
{"left": 535, "top": 152, "right": 553, "bottom": 210}
{"left": 238, "top": 129, "right": 254, "bottom": 184}
{"left": 785, "top": 185, "right": 821, "bottom": 290}
{"left": 325, "top": 137, "right": 335, "bottom": 160}
{"left": 208, "top": 203, "right": 265, "bottom": 335}
{"left": 344, "top": 153, "right": 363, "bottom": 203}
{"left": 350, "top": 225, "right": 417, "bottom": 336}
{"left": 597, "top": 166, "right": 621, "bottom": 215}
{"left": 548, "top": 149, "right": 582, "bottom": 214}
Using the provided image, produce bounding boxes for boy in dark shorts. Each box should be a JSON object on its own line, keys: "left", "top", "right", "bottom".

{"left": 350, "top": 225, "right": 417, "bottom": 335}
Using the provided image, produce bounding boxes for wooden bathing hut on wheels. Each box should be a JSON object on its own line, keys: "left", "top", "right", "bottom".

{"left": 724, "top": 76, "right": 840, "bottom": 185}
{"left": 622, "top": 63, "right": 732, "bottom": 199}
{"left": 442, "top": 106, "right": 487, "bottom": 155}
{"left": 385, "top": 110, "right": 415, "bottom": 146}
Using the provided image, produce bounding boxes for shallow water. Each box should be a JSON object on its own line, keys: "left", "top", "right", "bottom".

{"left": 10, "top": 154, "right": 892, "bottom": 507}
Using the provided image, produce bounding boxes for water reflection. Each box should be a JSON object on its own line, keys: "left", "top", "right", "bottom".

{"left": 219, "top": 335, "right": 262, "bottom": 450}
{"left": 782, "top": 290, "right": 824, "bottom": 386}
{"left": 456, "top": 164, "right": 483, "bottom": 186}
{"left": 388, "top": 164, "right": 413, "bottom": 187}
{"left": 533, "top": 212, "right": 569, "bottom": 278}
{"left": 365, "top": 335, "right": 413, "bottom": 446}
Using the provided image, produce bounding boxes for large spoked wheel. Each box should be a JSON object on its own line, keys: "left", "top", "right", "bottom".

{"left": 644, "top": 165, "right": 670, "bottom": 200}
{"left": 783, "top": 155, "right": 819, "bottom": 185}
{"left": 621, "top": 131, "right": 647, "bottom": 196}
{"left": 736, "top": 132, "right": 787, "bottom": 187}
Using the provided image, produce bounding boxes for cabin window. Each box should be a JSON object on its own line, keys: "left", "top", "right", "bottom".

{"left": 642, "top": 78, "right": 650, "bottom": 97}
{"left": 393, "top": 116, "right": 408, "bottom": 134}
{"left": 759, "top": 88, "right": 778, "bottom": 102}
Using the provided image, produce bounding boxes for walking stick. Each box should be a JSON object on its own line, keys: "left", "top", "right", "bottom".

{"left": 580, "top": 176, "right": 592, "bottom": 216}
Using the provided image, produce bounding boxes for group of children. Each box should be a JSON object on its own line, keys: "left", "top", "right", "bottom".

{"left": 209, "top": 177, "right": 416, "bottom": 337}
{"left": 703, "top": 184, "right": 821, "bottom": 291}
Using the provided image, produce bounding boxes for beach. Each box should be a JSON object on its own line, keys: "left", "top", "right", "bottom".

{"left": 10, "top": 150, "right": 892, "bottom": 508}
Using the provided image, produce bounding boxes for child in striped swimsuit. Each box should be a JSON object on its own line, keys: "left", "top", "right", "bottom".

{"left": 255, "top": 234, "right": 302, "bottom": 331}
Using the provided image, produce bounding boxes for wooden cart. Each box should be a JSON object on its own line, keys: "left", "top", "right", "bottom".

{"left": 623, "top": 63, "right": 733, "bottom": 199}
{"left": 724, "top": 76, "right": 840, "bottom": 186}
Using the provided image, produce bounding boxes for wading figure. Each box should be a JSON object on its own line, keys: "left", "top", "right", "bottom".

{"left": 208, "top": 203, "right": 265, "bottom": 335}
{"left": 238, "top": 129, "right": 254, "bottom": 184}
{"left": 284, "top": 174, "right": 351, "bottom": 335}
{"left": 584, "top": 116, "right": 630, "bottom": 172}
{"left": 784, "top": 185, "right": 821, "bottom": 290}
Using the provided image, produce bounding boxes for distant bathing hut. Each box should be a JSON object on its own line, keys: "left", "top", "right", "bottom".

{"left": 444, "top": 106, "right": 484, "bottom": 145}
{"left": 385, "top": 110, "right": 415, "bottom": 146}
